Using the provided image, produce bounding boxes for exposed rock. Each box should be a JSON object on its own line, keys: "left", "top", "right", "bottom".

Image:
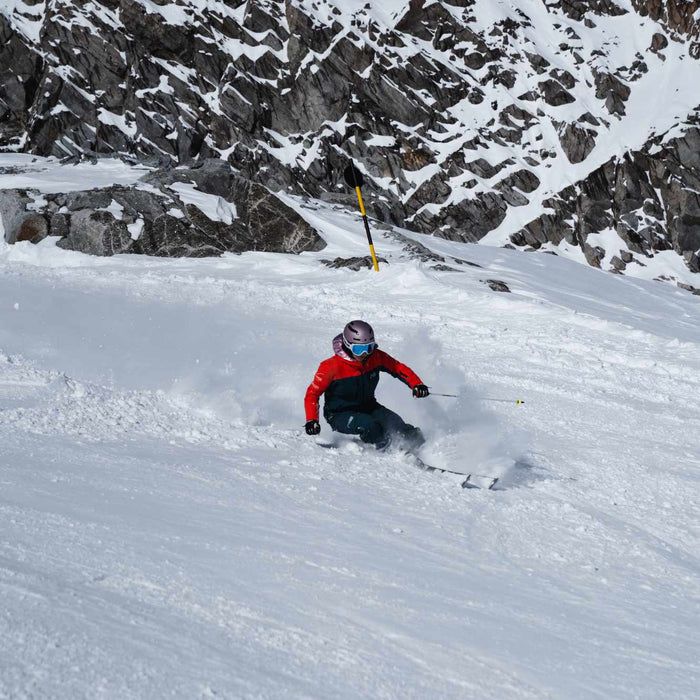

{"left": 525, "top": 52, "right": 550, "bottom": 74}
{"left": 583, "top": 243, "right": 605, "bottom": 268}
{"left": 610, "top": 255, "right": 626, "bottom": 271}
{"left": 651, "top": 32, "right": 669, "bottom": 52}
{"left": 4, "top": 161, "right": 325, "bottom": 257}
{"left": 559, "top": 122, "right": 597, "bottom": 163}
{"left": 685, "top": 250, "right": 700, "bottom": 272}
{"left": 386, "top": 230, "right": 446, "bottom": 263}
{"left": 154, "top": 159, "right": 235, "bottom": 200}
{"left": 413, "top": 193, "right": 508, "bottom": 243}
{"left": 16, "top": 214, "right": 48, "bottom": 243}
{"left": 57, "top": 210, "right": 133, "bottom": 256}
{"left": 0, "top": 15, "right": 42, "bottom": 150}
{"left": 550, "top": 0, "right": 628, "bottom": 21}
{"left": 549, "top": 68, "right": 577, "bottom": 89}
{"left": 514, "top": 125, "right": 700, "bottom": 274}
{"left": 0, "top": 190, "right": 33, "bottom": 243}
{"left": 322, "top": 256, "right": 388, "bottom": 271}
{"left": 430, "top": 264, "right": 462, "bottom": 272}
{"left": 136, "top": 214, "right": 205, "bottom": 258}
{"left": 631, "top": 1, "right": 700, "bottom": 41}
{"left": 593, "top": 71, "right": 631, "bottom": 116}
{"left": 49, "top": 213, "right": 70, "bottom": 238}
{"left": 241, "top": 180, "right": 326, "bottom": 255}
{"left": 539, "top": 79, "right": 576, "bottom": 106}
{"left": 405, "top": 174, "right": 452, "bottom": 213}
{"left": 450, "top": 257, "right": 483, "bottom": 269}
{"left": 484, "top": 279, "right": 511, "bottom": 292}
{"left": 496, "top": 169, "right": 540, "bottom": 207}
{"left": 676, "top": 282, "right": 699, "bottom": 294}
{"left": 497, "top": 169, "right": 541, "bottom": 194}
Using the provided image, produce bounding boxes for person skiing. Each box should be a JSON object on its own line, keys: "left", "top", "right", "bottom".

{"left": 304, "top": 320, "right": 430, "bottom": 451}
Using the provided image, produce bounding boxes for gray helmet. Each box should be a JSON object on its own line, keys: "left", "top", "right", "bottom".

{"left": 343, "top": 320, "right": 375, "bottom": 356}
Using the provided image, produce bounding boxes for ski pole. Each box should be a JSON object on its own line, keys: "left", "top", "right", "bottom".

{"left": 427, "top": 388, "right": 524, "bottom": 404}
{"left": 344, "top": 161, "right": 379, "bottom": 272}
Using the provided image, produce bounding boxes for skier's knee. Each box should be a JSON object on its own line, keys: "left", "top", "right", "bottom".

{"left": 360, "top": 421, "right": 389, "bottom": 448}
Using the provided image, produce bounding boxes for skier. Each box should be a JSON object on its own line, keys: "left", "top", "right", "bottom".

{"left": 304, "top": 320, "right": 430, "bottom": 451}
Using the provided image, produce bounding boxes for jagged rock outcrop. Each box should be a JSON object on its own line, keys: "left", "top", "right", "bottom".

{"left": 0, "top": 0, "right": 699, "bottom": 280}
{"left": 0, "top": 160, "right": 325, "bottom": 257}
{"left": 632, "top": 0, "right": 700, "bottom": 41}
{"left": 514, "top": 120, "right": 700, "bottom": 275}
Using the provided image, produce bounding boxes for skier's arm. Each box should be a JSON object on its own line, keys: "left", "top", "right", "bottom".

{"left": 304, "top": 360, "right": 334, "bottom": 422}
{"left": 375, "top": 350, "right": 423, "bottom": 389}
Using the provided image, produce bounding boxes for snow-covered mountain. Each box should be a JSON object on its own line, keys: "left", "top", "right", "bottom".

{"left": 1, "top": 0, "right": 700, "bottom": 287}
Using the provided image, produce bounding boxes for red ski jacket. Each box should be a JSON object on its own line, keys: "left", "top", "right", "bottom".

{"left": 304, "top": 335, "right": 424, "bottom": 422}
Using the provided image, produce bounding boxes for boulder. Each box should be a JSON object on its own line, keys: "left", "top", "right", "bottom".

{"left": 0, "top": 190, "right": 33, "bottom": 243}
{"left": 4, "top": 161, "right": 326, "bottom": 258}
{"left": 16, "top": 215, "right": 49, "bottom": 244}
{"left": 136, "top": 213, "right": 221, "bottom": 258}
{"left": 57, "top": 210, "right": 133, "bottom": 256}
{"left": 234, "top": 179, "right": 325, "bottom": 254}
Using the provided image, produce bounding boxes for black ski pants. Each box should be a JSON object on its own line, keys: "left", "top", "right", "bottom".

{"left": 327, "top": 403, "right": 424, "bottom": 451}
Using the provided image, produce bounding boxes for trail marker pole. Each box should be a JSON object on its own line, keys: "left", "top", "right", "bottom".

{"left": 344, "top": 162, "right": 379, "bottom": 272}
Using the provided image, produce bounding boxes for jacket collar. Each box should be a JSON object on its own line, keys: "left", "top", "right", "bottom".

{"left": 333, "top": 333, "right": 358, "bottom": 362}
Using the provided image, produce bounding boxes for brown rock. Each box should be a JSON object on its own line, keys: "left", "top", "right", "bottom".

{"left": 16, "top": 215, "right": 48, "bottom": 244}
{"left": 651, "top": 32, "right": 668, "bottom": 52}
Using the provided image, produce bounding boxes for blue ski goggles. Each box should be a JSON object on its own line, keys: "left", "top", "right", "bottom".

{"left": 350, "top": 342, "right": 376, "bottom": 356}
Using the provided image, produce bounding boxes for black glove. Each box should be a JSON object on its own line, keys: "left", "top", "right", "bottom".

{"left": 305, "top": 419, "right": 321, "bottom": 435}
{"left": 412, "top": 384, "right": 429, "bottom": 398}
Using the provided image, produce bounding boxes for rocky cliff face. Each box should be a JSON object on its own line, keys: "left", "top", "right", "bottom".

{"left": 513, "top": 113, "right": 700, "bottom": 278}
{"left": 1, "top": 0, "right": 699, "bottom": 282}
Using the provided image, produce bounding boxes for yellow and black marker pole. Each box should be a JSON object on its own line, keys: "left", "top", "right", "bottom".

{"left": 344, "top": 162, "right": 379, "bottom": 272}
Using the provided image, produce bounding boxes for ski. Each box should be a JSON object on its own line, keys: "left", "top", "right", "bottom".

{"left": 317, "top": 443, "right": 499, "bottom": 490}
{"left": 461, "top": 474, "right": 499, "bottom": 490}
{"left": 404, "top": 451, "right": 465, "bottom": 476}
{"left": 405, "top": 452, "right": 499, "bottom": 490}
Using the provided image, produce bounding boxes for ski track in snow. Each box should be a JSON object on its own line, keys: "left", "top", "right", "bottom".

{"left": 1, "top": 204, "right": 699, "bottom": 699}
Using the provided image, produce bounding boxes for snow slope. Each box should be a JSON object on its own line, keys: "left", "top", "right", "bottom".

{"left": 1, "top": 201, "right": 699, "bottom": 699}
